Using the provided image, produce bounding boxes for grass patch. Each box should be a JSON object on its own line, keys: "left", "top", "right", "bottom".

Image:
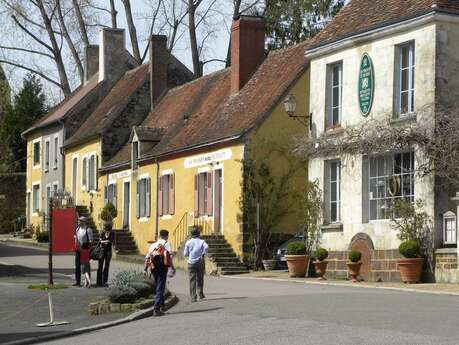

{"left": 27, "top": 283, "right": 68, "bottom": 290}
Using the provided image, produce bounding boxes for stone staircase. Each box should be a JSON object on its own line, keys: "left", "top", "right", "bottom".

{"left": 201, "top": 235, "right": 249, "bottom": 275}
{"left": 113, "top": 229, "right": 140, "bottom": 255}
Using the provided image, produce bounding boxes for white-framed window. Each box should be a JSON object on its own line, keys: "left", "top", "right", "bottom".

{"left": 195, "top": 171, "right": 212, "bottom": 217}
{"left": 88, "top": 154, "right": 97, "bottom": 191}
{"left": 443, "top": 211, "right": 457, "bottom": 245}
{"left": 136, "top": 177, "right": 151, "bottom": 218}
{"left": 33, "top": 140, "right": 40, "bottom": 166}
{"left": 82, "top": 156, "right": 88, "bottom": 189}
{"left": 44, "top": 139, "right": 50, "bottom": 172}
{"left": 368, "top": 151, "right": 415, "bottom": 220}
{"left": 395, "top": 41, "right": 415, "bottom": 117}
{"left": 132, "top": 141, "right": 139, "bottom": 170}
{"left": 53, "top": 136, "right": 59, "bottom": 169}
{"left": 52, "top": 182, "right": 58, "bottom": 195}
{"left": 32, "top": 183, "right": 40, "bottom": 213}
{"left": 329, "top": 161, "right": 341, "bottom": 223}
{"left": 105, "top": 182, "right": 117, "bottom": 208}
{"left": 45, "top": 184, "right": 51, "bottom": 213}
{"left": 326, "top": 61, "right": 343, "bottom": 128}
{"left": 159, "top": 172, "right": 175, "bottom": 216}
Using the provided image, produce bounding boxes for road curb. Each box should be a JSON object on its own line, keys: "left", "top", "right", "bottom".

{"left": 222, "top": 275, "right": 459, "bottom": 297}
{"left": 2, "top": 295, "right": 179, "bottom": 345}
{"left": 0, "top": 239, "right": 48, "bottom": 251}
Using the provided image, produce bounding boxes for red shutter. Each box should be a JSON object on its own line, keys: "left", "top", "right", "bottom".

{"left": 169, "top": 174, "right": 175, "bottom": 215}
{"left": 158, "top": 175, "right": 163, "bottom": 216}
{"left": 206, "top": 171, "right": 213, "bottom": 216}
{"left": 194, "top": 174, "right": 198, "bottom": 217}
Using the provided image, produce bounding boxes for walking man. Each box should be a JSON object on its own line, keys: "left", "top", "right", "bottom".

{"left": 144, "top": 229, "right": 175, "bottom": 316}
{"left": 184, "top": 226, "right": 208, "bottom": 302}
{"left": 73, "top": 216, "right": 93, "bottom": 287}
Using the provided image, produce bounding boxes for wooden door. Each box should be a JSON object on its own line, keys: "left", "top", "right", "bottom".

{"left": 214, "top": 169, "right": 223, "bottom": 233}
{"left": 123, "top": 181, "right": 130, "bottom": 229}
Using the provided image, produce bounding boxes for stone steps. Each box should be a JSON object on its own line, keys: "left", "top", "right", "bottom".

{"left": 113, "top": 229, "right": 140, "bottom": 255}
{"left": 201, "top": 235, "right": 249, "bottom": 275}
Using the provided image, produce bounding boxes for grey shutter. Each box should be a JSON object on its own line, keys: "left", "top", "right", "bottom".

{"left": 104, "top": 185, "right": 108, "bottom": 205}
{"left": 136, "top": 180, "right": 140, "bottom": 219}
{"left": 96, "top": 155, "right": 99, "bottom": 190}
{"left": 113, "top": 183, "right": 117, "bottom": 210}
{"left": 146, "top": 178, "right": 151, "bottom": 218}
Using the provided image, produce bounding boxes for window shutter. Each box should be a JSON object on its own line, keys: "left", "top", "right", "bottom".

{"left": 194, "top": 174, "right": 198, "bottom": 217}
{"left": 96, "top": 155, "right": 99, "bottom": 190}
{"left": 113, "top": 183, "right": 117, "bottom": 210}
{"left": 104, "top": 185, "right": 108, "bottom": 205}
{"left": 206, "top": 172, "right": 213, "bottom": 216}
{"left": 136, "top": 180, "right": 140, "bottom": 219}
{"left": 86, "top": 158, "right": 90, "bottom": 190}
{"left": 158, "top": 176, "right": 163, "bottom": 216}
{"left": 146, "top": 178, "right": 151, "bottom": 218}
{"left": 169, "top": 174, "right": 175, "bottom": 215}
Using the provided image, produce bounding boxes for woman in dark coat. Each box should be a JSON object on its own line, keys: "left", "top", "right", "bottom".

{"left": 97, "top": 222, "right": 115, "bottom": 286}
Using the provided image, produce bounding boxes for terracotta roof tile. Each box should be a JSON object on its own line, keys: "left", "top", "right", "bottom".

{"left": 103, "top": 40, "right": 310, "bottom": 169}
{"left": 309, "top": 0, "right": 459, "bottom": 50}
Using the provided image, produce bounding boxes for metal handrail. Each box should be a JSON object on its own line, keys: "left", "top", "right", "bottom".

{"left": 171, "top": 212, "right": 214, "bottom": 251}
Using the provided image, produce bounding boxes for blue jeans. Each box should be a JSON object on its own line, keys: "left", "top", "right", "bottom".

{"left": 152, "top": 268, "right": 167, "bottom": 311}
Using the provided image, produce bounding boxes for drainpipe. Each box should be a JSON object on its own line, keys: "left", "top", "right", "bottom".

{"left": 155, "top": 159, "right": 160, "bottom": 241}
{"left": 58, "top": 122, "right": 65, "bottom": 196}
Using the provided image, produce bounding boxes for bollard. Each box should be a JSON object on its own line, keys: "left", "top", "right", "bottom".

{"left": 36, "top": 291, "right": 70, "bottom": 327}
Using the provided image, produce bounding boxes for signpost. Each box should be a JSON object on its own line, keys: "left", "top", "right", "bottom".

{"left": 358, "top": 53, "right": 375, "bottom": 117}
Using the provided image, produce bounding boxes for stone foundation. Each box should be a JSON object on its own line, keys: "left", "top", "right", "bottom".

{"left": 435, "top": 248, "right": 459, "bottom": 283}
{"left": 325, "top": 249, "right": 402, "bottom": 282}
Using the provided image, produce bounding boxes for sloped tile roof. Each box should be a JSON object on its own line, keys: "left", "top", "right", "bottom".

{"left": 103, "top": 40, "right": 310, "bottom": 170}
{"left": 309, "top": 0, "right": 459, "bottom": 50}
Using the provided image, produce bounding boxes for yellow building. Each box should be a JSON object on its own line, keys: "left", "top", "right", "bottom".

{"left": 100, "top": 16, "right": 311, "bottom": 273}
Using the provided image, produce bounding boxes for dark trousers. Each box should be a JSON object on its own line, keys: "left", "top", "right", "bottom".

{"left": 97, "top": 250, "right": 112, "bottom": 285}
{"left": 75, "top": 250, "right": 81, "bottom": 284}
{"left": 152, "top": 268, "right": 167, "bottom": 311}
{"left": 188, "top": 260, "right": 205, "bottom": 301}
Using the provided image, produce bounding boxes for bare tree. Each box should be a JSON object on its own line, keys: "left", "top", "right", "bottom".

{"left": 109, "top": 0, "right": 117, "bottom": 28}
{"left": 121, "top": 0, "right": 141, "bottom": 63}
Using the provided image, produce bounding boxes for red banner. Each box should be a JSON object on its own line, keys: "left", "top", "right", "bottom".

{"left": 52, "top": 208, "right": 76, "bottom": 253}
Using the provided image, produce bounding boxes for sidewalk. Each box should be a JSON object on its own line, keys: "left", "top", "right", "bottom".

{"left": 227, "top": 270, "right": 459, "bottom": 296}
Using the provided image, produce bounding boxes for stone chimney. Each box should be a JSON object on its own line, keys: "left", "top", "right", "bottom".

{"left": 149, "top": 35, "right": 169, "bottom": 109}
{"left": 230, "top": 16, "right": 265, "bottom": 94}
{"left": 84, "top": 45, "right": 99, "bottom": 82}
{"left": 98, "top": 28, "right": 126, "bottom": 83}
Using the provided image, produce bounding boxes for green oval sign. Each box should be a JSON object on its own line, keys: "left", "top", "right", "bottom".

{"left": 358, "top": 53, "right": 374, "bottom": 117}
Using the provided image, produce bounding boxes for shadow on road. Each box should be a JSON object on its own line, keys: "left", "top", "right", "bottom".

{"left": 0, "top": 331, "right": 63, "bottom": 344}
{"left": 0, "top": 264, "right": 74, "bottom": 278}
{"left": 170, "top": 307, "right": 223, "bottom": 315}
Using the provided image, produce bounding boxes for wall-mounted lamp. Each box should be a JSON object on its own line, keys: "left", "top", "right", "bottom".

{"left": 283, "top": 94, "right": 311, "bottom": 129}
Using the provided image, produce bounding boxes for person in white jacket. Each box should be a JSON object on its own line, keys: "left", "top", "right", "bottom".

{"left": 183, "top": 226, "right": 208, "bottom": 302}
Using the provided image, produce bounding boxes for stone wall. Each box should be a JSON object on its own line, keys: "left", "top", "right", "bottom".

{"left": 435, "top": 248, "right": 459, "bottom": 283}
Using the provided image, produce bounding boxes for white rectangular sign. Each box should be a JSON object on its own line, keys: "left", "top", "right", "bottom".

{"left": 184, "top": 148, "right": 232, "bottom": 169}
{"left": 108, "top": 170, "right": 131, "bottom": 181}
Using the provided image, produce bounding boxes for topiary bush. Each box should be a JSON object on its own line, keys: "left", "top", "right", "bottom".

{"left": 100, "top": 202, "right": 117, "bottom": 222}
{"left": 398, "top": 240, "right": 420, "bottom": 258}
{"left": 36, "top": 231, "right": 49, "bottom": 243}
{"left": 315, "top": 247, "right": 329, "bottom": 261}
{"left": 286, "top": 241, "right": 306, "bottom": 255}
{"left": 348, "top": 250, "right": 362, "bottom": 263}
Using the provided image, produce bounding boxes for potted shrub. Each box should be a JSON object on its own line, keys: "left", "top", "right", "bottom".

{"left": 347, "top": 250, "right": 362, "bottom": 282}
{"left": 100, "top": 202, "right": 117, "bottom": 226}
{"left": 262, "top": 255, "right": 277, "bottom": 271}
{"left": 285, "top": 241, "right": 309, "bottom": 277}
{"left": 392, "top": 199, "right": 429, "bottom": 284}
{"left": 313, "top": 247, "right": 328, "bottom": 280}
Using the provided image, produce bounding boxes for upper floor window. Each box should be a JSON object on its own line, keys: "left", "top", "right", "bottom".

{"left": 88, "top": 154, "right": 98, "bottom": 191}
{"left": 324, "top": 160, "right": 341, "bottom": 224}
{"left": 44, "top": 140, "right": 50, "bottom": 172}
{"left": 195, "top": 171, "right": 213, "bottom": 217}
{"left": 367, "top": 151, "right": 415, "bottom": 221}
{"left": 105, "top": 183, "right": 117, "bottom": 209}
{"left": 395, "top": 42, "right": 415, "bottom": 117}
{"left": 136, "top": 177, "right": 151, "bottom": 218}
{"left": 159, "top": 173, "right": 175, "bottom": 216}
{"left": 326, "top": 61, "right": 343, "bottom": 128}
{"left": 53, "top": 137, "right": 59, "bottom": 169}
{"left": 82, "top": 157, "right": 87, "bottom": 189}
{"left": 33, "top": 141, "right": 40, "bottom": 166}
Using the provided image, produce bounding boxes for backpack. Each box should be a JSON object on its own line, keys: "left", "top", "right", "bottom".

{"left": 150, "top": 242, "right": 172, "bottom": 270}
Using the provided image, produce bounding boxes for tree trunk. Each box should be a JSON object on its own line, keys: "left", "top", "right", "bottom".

{"left": 109, "top": 0, "right": 117, "bottom": 28}
{"left": 71, "top": 0, "right": 90, "bottom": 49}
{"left": 121, "top": 0, "right": 141, "bottom": 63}
{"left": 188, "top": 0, "right": 201, "bottom": 77}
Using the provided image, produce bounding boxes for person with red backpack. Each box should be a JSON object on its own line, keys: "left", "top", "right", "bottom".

{"left": 144, "top": 229, "right": 175, "bottom": 316}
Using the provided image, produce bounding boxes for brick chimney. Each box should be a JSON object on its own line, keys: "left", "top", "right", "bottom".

{"left": 84, "top": 45, "right": 99, "bottom": 82}
{"left": 230, "top": 16, "right": 265, "bottom": 94}
{"left": 98, "top": 28, "right": 126, "bottom": 83}
{"left": 149, "top": 35, "right": 169, "bottom": 109}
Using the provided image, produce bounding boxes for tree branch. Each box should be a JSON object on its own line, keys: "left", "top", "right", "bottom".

{"left": 0, "top": 45, "right": 54, "bottom": 59}
{"left": 11, "top": 15, "right": 54, "bottom": 53}
{"left": 0, "top": 59, "right": 61, "bottom": 88}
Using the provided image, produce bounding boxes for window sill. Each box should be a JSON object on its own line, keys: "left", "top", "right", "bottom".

{"left": 321, "top": 223, "right": 343, "bottom": 232}
{"left": 391, "top": 113, "right": 416, "bottom": 124}
{"left": 435, "top": 247, "right": 457, "bottom": 254}
{"left": 325, "top": 126, "right": 345, "bottom": 136}
{"left": 161, "top": 215, "right": 173, "bottom": 220}
{"left": 33, "top": 165, "right": 40, "bottom": 169}
{"left": 138, "top": 217, "right": 149, "bottom": 223}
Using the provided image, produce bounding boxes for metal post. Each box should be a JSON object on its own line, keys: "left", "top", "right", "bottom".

{"left": 48, "top": 292, "right": 54, "bottom": 323}
{"left": 36, "top": 291, "right": 70, "bottom": 327}
{"left": 48, "top": 197, "right": 53, "bottom": 285}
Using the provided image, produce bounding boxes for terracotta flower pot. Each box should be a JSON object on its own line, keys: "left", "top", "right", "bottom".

{"left": 313, "top": 260, "right": 328, "bottom": 280}
{"left": 397, "top": 257, "right": 423, "bottom": 283}
{"left": 347, "top": 262, "right": 362, "bottom": 282}
{"left": 285, "top": 255, "right": 310, "bottom": 278}
{"left": 262, "top": 259, "right": 277, "bottom": 271}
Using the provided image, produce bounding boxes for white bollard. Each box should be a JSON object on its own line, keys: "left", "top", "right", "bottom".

{"left": 36, "top": 291, "right": 70, "bottom": 327}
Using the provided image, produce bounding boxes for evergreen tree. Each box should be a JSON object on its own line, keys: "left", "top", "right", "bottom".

{"left": 263, "top": 0, "right": 345, "bottom": 49}
{"left": 0, "top": 74, "right": 47, "bottom": 172}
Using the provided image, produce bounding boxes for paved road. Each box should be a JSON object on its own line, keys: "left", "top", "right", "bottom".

{"left": 3, "top": 243, "right": 459, "bottom": 345}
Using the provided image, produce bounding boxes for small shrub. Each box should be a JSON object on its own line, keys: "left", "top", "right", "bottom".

{"left": 286, "top": 241, "right": 306, "bottom": 255}
{"left": 128, "top": 281, "right": 154, "bottom": 298}
{"left": 100, "top": 203, "right": 117, "bottom": 222}
{"left": 399, "top": 240, "right": 421, "bottom": 258}
{"left": 36, "top": 231, "right": 49, "bottom": 243}
{"left": 315, "top": 247, "right": 329, "bottom": 261}
{"left": 109, "top": 270, "right": 142, "bottom": 289}
{"left": 348, "top": 250, "right": 362, "bottom": 263}
{"left": 108, "top": 286, "right": 138, "bottom": 304}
